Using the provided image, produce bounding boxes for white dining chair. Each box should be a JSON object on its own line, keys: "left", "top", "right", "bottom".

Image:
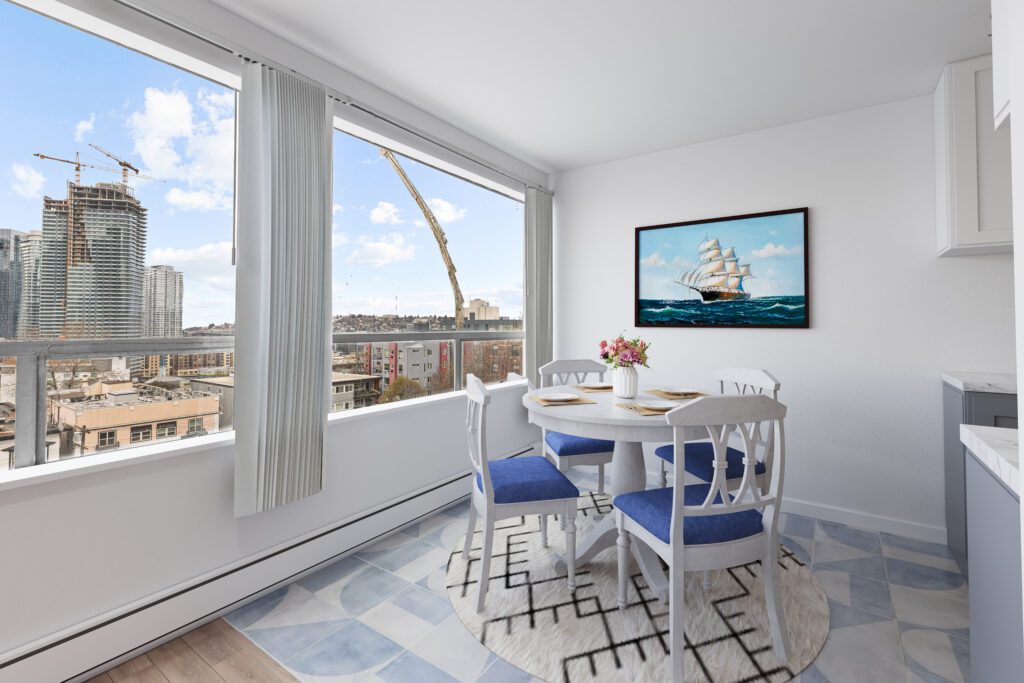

{"left": 616, "top": 394, "right": 791, "bottom": 682}
{"left": 462, "top": 374, "right": 579, "bottom": 612}
{"left": 538, "top": 359, "right": 615, "bottom": 494}
{"left": 657, "top": 366, "right": 781, "bottom": 490}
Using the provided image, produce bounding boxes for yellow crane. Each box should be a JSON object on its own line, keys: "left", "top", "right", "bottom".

{"left": 88, "top": 143, "right": 142, "bottom": 184}
{"left": 32, "top": 152, "right": 121, "bottom": 184}
{"left": 380, "top": 147, "right": 466, "bottom": 329}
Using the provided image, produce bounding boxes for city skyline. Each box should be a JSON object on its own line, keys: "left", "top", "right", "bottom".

{"left": 1, "top": 1, "right": 525, "bottom": 330}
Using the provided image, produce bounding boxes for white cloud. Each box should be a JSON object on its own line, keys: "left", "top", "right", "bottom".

{"left": 332, "top": 223, "right": 349, "bottom": 248}
{"left": 413, "top": 219, "right": 426, "bottom": 228}
{"left": 74, "top": 113, "right": 96, "bottom": 143}
{"left": 149, "top": 241, "right": 234, "bottom": 327}
{"left": 10, "top": 163, "right": 45, "bottom": 198}
{"left": 752, "top": 242, "right": 803, "bottom": 258}
{"left": 425, "top": 198, "right": 467, "bottom": 224}
{"left": 127, "top": 86, "right": 234, "bottom": 211}
{"left": 345, "top": 233, "right": 416, "bottom": 267}
{"left": 369, "top": 201, "right": 403, "bottom": 225}
{"left": 333, "top": 203, "right": 344, "bottom": 214}
{"left": 150, "top": 241, "right": 232, "bottom": 269}
{"left": 640, "top": 251, "right": 667, "bottom": 267}
{"left": 165, "top": 187, "right": 231, "bottom": 212}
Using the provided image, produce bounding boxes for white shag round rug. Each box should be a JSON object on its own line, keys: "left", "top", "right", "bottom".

{"left": 446, "top": 493, "right": 829, "bottom": 683}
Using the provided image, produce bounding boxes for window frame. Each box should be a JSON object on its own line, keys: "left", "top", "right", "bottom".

{"left": 156, "top": 422, "right": 178, "bottom": 439}
{"left": 130, "top": 425, "right": 152, "bottom": 443}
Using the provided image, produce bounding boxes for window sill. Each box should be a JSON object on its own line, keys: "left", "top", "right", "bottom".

{"left": 0, "top": 378, "right": 529, "bottom": 494}
{"left": 326, "top": 377, "right": 527, "bottom": 425}
{"left": 0, "top": 431, "right": 236, "bottom": 494}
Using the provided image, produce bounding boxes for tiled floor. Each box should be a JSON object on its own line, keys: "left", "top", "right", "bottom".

{"left": 224, "top": 468, "right": 970, "bottom": 683}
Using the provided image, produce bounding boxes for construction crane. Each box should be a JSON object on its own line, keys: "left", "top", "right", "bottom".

{"left": 88, "top": 143, "right": 141, "bottom": 184}
{"left": 32, "top": 152, "right": 121, "bottom": 184}
{"left": 380, "top": 147, "right": 466, "bottom": 329}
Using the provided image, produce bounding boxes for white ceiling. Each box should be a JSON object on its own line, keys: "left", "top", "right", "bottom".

{"left": 208, "top": 0, "right": 992, "bottom": 173}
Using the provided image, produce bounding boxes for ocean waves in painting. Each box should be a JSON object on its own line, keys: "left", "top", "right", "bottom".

{"left": 638, "top": 295, "right": 806, "bottom": 327}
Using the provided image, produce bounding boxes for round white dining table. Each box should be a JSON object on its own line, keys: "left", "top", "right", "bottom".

{"left": 522, "top": 384, "right": 710, "bottom": 602}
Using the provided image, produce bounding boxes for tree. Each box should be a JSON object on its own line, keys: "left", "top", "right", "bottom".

{"left": 426, "top": 365, "right": 454, "bottom": 395}
{"left": 379, "top": 376, "right": 426, "bottom": 404}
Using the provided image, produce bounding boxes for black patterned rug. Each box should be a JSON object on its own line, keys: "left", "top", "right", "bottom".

{"left": 446, "top": 493, "right": 828, "bottom": 682}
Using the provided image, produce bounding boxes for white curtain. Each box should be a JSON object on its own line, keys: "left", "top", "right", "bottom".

{"left": 234, "top": 63, "right": 333, "bottom": 516}
{"left": 524, "top": 187, "right": 554, "bottom": 384}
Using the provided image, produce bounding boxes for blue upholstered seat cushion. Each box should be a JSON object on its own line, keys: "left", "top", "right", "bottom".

{"left": 613, "top": 484, "right": 764, "bottom": 545}
{"left": 545, "top": 431, "right": 614, "bottom": 457}
{"left": 476, "top": 456, "right": 580, "bottom": 504}
{"left": 654, "top": 442, "right": 765, "bottom": 482}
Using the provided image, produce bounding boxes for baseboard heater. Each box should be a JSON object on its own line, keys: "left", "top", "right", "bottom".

{"left": 0, "top": 467, "right": 487, "bottom": 683}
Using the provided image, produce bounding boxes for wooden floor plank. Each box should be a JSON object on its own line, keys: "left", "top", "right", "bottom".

{"left": 147, "top": 638, "right": 224, "bottom": 682}
{"left": 84, "top": 673, "right": 115, "bottom": 683}
{"left": 106, "top": 654, "right": 170, "bottom": 683}
{"left": 213, "top": 653, "right": 297, "bottom": 683}
{"left": 181, "top": 620, "right": 236, "bottom": 668}
{"left": 185, "top": 619, "right": 295, "bottom": 682}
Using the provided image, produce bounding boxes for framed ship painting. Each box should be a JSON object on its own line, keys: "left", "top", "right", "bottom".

{"left": 635, "top": 208, "right": 809, "bottom": 328}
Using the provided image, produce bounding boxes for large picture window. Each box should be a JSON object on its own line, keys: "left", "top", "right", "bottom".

{"left": 0, "top": 1, "right": 235, "bottom": 469}
{"left": 329, "top": 129, "right": 525, "bottom": 410}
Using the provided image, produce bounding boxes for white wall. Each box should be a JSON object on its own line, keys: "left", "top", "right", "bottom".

{"left": 0, "top": 382, "right": 537, "bottom": 675}
{"left": 552, "top": 95, "right": 1015, "bottom": 540}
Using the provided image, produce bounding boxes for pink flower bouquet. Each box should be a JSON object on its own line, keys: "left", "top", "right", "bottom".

{"left": 598, "top": 335, "right": 650, "bottom": 368}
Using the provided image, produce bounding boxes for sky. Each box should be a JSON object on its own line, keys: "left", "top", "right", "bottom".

{"left": 637, "top": 211, "right": 806, "bottom": 300}
{"left": 0, "top": 1, "right": 524, "bottom": 328}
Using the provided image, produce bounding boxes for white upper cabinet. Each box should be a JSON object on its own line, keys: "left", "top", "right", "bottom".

{"left": 992, "top": 0, "right": 1011, "bottom": 129}
{"left": 936, "top": 55, "right": 1013, "bottom": 256}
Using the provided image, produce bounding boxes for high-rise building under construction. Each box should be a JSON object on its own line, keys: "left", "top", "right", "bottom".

{"left": 38, "top": 182, "right": 147, "bottom": 339}
{"left": 143, "top": 264, "right": 183, "bottom": 337}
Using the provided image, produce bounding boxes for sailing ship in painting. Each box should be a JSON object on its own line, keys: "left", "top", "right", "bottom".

{"left": 676, "top": 237, "right": 753, "bottom": 302}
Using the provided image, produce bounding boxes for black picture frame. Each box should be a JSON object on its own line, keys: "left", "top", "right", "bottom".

{"left": 634, "top": 207, "right": 809, "bottom": 328}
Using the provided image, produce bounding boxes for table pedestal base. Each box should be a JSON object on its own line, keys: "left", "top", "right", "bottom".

{"left": 558, "top": 440, "right": 668, "bottom": 602}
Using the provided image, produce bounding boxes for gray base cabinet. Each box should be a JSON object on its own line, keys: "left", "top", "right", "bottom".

{"left": 965, "top": 454, "right": 1023, "bottom": 683}
{"left": 943, "top": 384, "right": 1017, "bottom": 577}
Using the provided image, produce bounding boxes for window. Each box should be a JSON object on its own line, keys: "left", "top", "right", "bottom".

{"left": 329, "top": 129, "right": 524, "bottom": 410}
{"left": 156, "top": 422, "right": 177, "bottom": 439}
{"left": 131, "top": 425, "right": 152, "bottom": 443}
{"left": 0, "top": 2, "right": 237, "bottom": 470}
{"left": 187, "top": 417, "right": 203, "bottom": 434}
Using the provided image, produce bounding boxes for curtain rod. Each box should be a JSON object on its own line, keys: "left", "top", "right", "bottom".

{"left": 112, "top": 0, "right": 543, "bottom": 192}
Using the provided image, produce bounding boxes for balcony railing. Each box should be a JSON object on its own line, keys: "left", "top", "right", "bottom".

{"left": 331, "top": 329, "right": 523, "bottom": 392}
{"left": 0, "top": 327, "right": 523, "bottom": 470}
{"left": 0, "top": 336, "right": 236, "bottom": 469}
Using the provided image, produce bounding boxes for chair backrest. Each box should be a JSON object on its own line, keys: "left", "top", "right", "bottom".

{"left": 715, "top": 366, "right": 781, "bottom": 399}
{"left": 465, "top": 374, "right": 494, "bottom": 500}
{"left": 716, "top": 367, "right": 781, "bottom": 474}
{"left": 539, "top": 359, "right": 606, "bottom": 388}
{"left": 665, "top": 395, "right": 787, "bottom": 545}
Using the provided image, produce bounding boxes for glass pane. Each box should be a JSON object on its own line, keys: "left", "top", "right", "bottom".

{"left": 329, "top": 129, "right": 524, "bottom": 408}
{"left": 462, "top": 339, "right": 524, "bottom": 386}
{"left": 0, "top": 2, "right": 236, "bottom": 342}
{"left": 0, "top": 356, "right": 14, "bottom": 470}
{"left": 44, "top": 353, "right": 231, "bottom": 460}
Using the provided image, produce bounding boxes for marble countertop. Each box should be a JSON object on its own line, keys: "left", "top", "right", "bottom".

{"left": 960, "top": 425, "right": 1019, "bottom": 495}
{"left": 942, "top": 372, "right": 1017, "bottom": 394}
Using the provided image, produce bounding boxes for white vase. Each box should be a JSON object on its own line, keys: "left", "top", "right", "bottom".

{"left": 612, "top": 365, "right": 639, "bottom": 399}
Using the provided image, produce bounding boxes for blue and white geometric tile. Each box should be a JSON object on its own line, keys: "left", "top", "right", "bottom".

{"left": 221, "top": 504, "right": 975, "bottom": 683}
{"left": 813, "top": 569, "right": 894, "bottom": 618}
{"left": 899, "top": 623, "right": 969, "bottom": 683}
{"left": 407, "top": 615, "right": 494, "bottom": 682}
